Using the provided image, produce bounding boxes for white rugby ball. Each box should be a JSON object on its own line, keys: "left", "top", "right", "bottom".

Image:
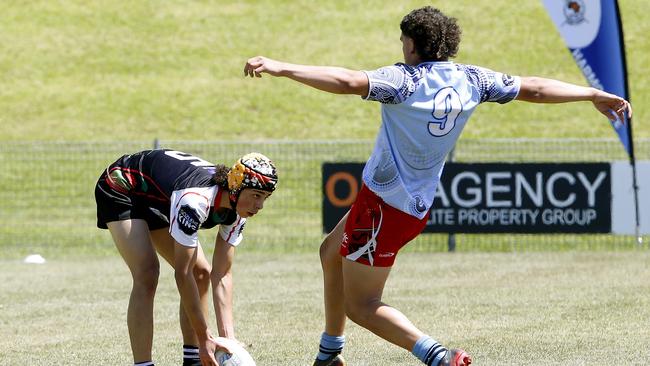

{"left": 214, "top": 337, "right": 256, "bottom": 366}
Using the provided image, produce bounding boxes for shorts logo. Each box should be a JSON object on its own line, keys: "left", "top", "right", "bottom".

{"left": 177, "top": 205, "right": 200, "bottom": 235}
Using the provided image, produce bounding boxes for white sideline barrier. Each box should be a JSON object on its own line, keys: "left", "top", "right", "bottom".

{"left": 611, "top": 161, "right": 650, "bottom": 235}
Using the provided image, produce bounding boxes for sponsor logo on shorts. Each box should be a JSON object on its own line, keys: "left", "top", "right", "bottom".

{"left": 378, "top": 252, "right": 395, "bottom": 258}
{"left": 178, "top": 205, "right": 200, "bottom": 235}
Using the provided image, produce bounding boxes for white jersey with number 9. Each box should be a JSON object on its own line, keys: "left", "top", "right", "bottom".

{"left": 361, "top": 62, "right": 521, "bottom": 218}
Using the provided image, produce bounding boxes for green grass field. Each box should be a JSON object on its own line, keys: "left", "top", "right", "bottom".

{"left": 0, "top": 0, "right": 648, "bottom": 143}
{"left": 2, "top": 251, "right": 649, "bottom": 365}
{"left": 1, "top": 2, "right": 649, "bottom": 365}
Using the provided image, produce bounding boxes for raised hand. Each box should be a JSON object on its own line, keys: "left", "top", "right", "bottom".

{"left": 592, "top": 90, "right": 633, "bottom": 122}
{"left": 244, "top": 56, "right": 284, "bottom": 77}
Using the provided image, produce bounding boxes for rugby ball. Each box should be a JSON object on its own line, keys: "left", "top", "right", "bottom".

{"left": 214, "top": 337, "right": 256, "bottom": 366}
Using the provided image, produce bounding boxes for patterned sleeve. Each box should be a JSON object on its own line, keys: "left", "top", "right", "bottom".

{"left": 169, "top": 188, "right": 212, "bottom": 247}
{"left": 362, "top": 63, "right": 419, "bottom": 104}
{"left": 458, "top": 64, "right": 521, "bottom": 104}
{"left": 219, "top": 216, "right": 246, "bottom": 246}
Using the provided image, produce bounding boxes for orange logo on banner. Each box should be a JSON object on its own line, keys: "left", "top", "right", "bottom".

{"left": 325, "top": 172, "right": 359, "bottom": 207}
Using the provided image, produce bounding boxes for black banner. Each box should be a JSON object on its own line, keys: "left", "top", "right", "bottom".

{"left": 322, "top": 162, "right": 611, "bottom": 234}
{"left": 322, "top": 163, "right": 364, "bottom": 233}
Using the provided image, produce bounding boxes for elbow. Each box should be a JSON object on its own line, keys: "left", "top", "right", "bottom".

{"left": 519, "top": 77, "right": 545, "bottom": 102}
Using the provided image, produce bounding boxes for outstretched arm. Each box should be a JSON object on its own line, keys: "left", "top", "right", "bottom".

{"left": 516, "top": 76, "right": 632, "bottom": 121}
{"left": 244, "top": 56, "right": 369, "bottom": 96}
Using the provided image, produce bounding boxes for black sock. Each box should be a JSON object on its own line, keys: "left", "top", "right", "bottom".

{"left": 182, "top": 345, "right": 200, "bottom": 366}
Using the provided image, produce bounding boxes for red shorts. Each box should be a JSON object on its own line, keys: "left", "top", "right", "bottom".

{"left": 340, "top": 185, "right": 428, "bottom": 267}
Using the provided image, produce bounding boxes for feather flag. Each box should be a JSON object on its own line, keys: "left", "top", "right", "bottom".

{"left": 541, "top": 0, "right": 632, "bottom": 156}
{"left": 542, "top": 0, "right": 643, "bottom": 241}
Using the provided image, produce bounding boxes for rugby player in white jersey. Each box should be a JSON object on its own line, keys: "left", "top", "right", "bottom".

{"left": 244, "top": 6, "right": 631, "bottom": 366}
{"left": 95, "top": 150, "right": 278, "bottom": 366}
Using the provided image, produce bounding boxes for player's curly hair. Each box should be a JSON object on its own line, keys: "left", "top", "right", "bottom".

{"left": 212, "top": 164, "right": 230, "bottom": 189}
{"left": 400, "top": 6, "right": 461, "bottom": 61}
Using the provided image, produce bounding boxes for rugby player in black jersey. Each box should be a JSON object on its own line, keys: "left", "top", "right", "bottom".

{"left": 95, "top": 150, "right": 278, "bottom": 366}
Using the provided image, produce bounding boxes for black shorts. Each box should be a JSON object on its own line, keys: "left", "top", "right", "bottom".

{"left": 94, "top": 168, "right": 169, "bottom": 230}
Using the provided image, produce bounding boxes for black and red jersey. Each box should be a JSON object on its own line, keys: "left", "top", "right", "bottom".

{"left": 96, "top": 149, "right": 246, "bottom": 247}
{"left": 104, "top": 149, "right": 216, "bottom": 200}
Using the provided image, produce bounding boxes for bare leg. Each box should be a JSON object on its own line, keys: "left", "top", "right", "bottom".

{"left": 319, "top": 211, "right": 349, "bottom": 336}
{"left": 108, "top": 220, "right": 159, "bottom": 364}
{"left": 150, "top": 228, "right": 211, "bottom": 346}
{"left": 341, "top": 258, "right": 423, "bottom": 351}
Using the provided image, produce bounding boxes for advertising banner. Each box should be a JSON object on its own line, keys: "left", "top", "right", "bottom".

{"left": 322, "top": 162, "right": 613, "bottom": 234}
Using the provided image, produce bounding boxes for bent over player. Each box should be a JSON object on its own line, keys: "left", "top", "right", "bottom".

{"left": 243, "top": 5, "right": 631, "bottom": 366}
{"left": 95, "top": 149, "right": 278, "bottom": 366}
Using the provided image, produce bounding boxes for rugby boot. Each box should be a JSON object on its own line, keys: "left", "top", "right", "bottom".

{"left": 440, "top": 348, "right": 472, "bottom": 366}
{"left": 313, "top": 354, "right": 346, "bottom": 366}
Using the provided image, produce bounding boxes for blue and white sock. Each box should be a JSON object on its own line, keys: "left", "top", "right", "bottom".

{"left": 316, "top": 332, "right": 345, "bottom": 361}
{"left": 134, "top": 361, "right": 154, "bottom": 366}
{"left": 412, "top": 335, "right": 448, "bottom": 366}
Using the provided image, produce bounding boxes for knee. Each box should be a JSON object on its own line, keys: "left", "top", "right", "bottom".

{"left": 318, "top": 239, "right": 329, "bottom": 264}
{"left": 132, "top": 264, "right": 160, "bottom": 295}
{"left": 344, "top": 300, "right": 374, "bottom": 327}
{"left": 319, "top": 234, "right": 341, "bottom": 269}
{"left": 193, "top": 262, "right": 211, "bottom": 291}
